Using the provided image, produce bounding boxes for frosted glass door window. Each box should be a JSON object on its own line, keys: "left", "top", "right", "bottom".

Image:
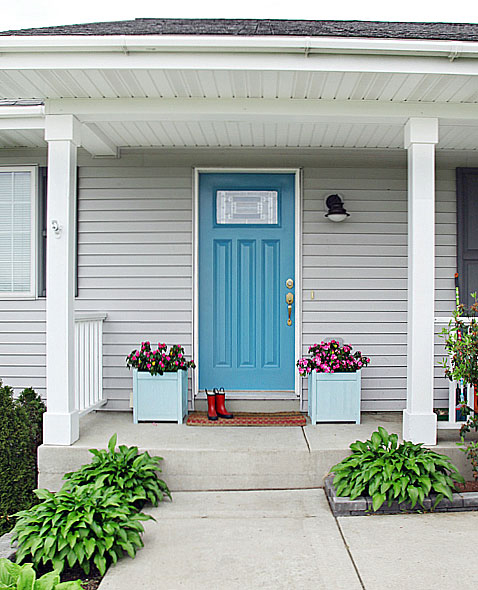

{"left": 216, "top": 191, "right": 278, "bottom": 225}
{"left": 0, "top": 171, "right": 33, "bottom": 294}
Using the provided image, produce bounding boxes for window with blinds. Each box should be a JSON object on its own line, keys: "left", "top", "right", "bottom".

{"left": 0, "top": 168, "right": 36, "bottom": 297}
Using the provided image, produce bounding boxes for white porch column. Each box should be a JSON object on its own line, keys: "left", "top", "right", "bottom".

{"left": 403, "top": 118, "right": 439, "bottom": 445}
{"left": 43, "top": 115, "right": 81, "bottom": 445}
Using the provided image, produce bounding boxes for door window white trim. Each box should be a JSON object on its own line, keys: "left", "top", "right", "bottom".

{"left": 0, "top": 166, "right": 37, "bottom": 299}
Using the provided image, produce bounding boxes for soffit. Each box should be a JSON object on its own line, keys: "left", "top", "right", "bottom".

{"left": 0, "top": 70, "right": 477, "bottom": 103}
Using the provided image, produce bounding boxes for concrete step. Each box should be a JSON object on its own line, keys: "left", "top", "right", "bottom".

{"left": 38, "top": 411, "right": 471, "bottom": 492}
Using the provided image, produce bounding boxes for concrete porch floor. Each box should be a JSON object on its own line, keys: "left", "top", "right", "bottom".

{"left": 38, "top": 411, "right": 473, "bottom": 492}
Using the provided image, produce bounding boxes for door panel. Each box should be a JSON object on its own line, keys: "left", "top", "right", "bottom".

{"left": 199, "top": 172, "right": 295, "bottom": 392}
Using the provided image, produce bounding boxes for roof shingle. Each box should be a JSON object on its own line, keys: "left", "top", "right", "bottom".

{"left": 1, "top": 18, "right": 478, "bottom": 41}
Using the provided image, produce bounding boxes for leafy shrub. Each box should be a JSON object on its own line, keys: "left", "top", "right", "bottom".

{"left": 331, "top": 427, "right": 464, "bottom": 511}
{"left": 62, "top": 434, "right": 171, "bottom": 507}
{"left": 458, "top": 437, "right": 478, "bottom": 481}
{"left": 0, "top": 558, "right": 82, "bottom": 589}
{"left": 0, "top": 382, "right": 45, "bottom": 535}
{"left": 13, "top": 484, "right": 152, "bottom": 576}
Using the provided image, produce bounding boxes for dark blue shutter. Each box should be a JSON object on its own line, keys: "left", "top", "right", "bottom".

{"left": 457, "top": 168, "right": 478, "bottom": 309}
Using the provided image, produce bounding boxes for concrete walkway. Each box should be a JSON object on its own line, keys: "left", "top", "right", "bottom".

{"left": 98, "top": 488, "right": 478, "bottom": 590}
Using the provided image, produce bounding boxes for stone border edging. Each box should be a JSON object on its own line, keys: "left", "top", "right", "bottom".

{"left": 324, "top": 475, "right": 478, "bottom": 516}
{"left": 0, "top": 532, "right": 15, "bottom": 560}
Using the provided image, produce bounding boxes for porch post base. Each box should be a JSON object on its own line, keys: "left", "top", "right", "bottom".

{"left": 402, "top": 409, "right": 437, "bottom": 446}
{"left": 43, "top": 411, "right": 80, "bottom": 446}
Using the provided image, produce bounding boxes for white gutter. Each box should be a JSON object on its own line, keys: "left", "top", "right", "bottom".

{"left": 0, "top": 35, "right": 477, "bottom": 59}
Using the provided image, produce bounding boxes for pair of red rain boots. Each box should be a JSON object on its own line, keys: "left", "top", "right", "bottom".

{"left": 205, "top": 388, "right": 234, "bottom": 421}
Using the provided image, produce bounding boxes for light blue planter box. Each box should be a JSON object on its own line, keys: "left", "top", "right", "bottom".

{"left": 308, "top": 371, "right": 361, "bottom": 424}
{"left": 133, "top": 369, "right": 188, "bottom": 424}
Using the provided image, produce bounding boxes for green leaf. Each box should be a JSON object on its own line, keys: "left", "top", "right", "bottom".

{"left": 433, "top": 483, "right": 453, "bottom": 502}
{"left": 408, "top": 486, "right": 419, "bottom": 508}
{"left": 93, "top": 555, "right": 107, "bottom": 576}
{"left": 370, "top": 432, "right": 382, "bottom": 450}
{"left": 34, "top": 570, "right": 61, "bottom": 590}
{"left": 107, "top": 434, "right": 118, "bottom": 454}
{"left": 15, "top": 565, "right": 35, "bottom": 590}
{"left": 55, "top": 582, "right": 84, "bottom": 590}
{"left": 0, "top": 558, "right": 21, "bottom": 585}
{"left": 372, "top": 492, "right": 386, "bottom": 511}
{"left": 378, "top": 426, "right": 389, "bottom": 445}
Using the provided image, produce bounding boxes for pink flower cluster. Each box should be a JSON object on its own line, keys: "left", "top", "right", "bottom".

{"left": 297, "top": 340, "right": 370, "bottom": 376}
{"left": 126, "top": 341, "right": 196, "bottom": 376}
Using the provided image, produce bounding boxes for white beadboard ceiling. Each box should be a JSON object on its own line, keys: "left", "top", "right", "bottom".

{"left": 1, "top": 70, "right": 478, "bottom": 103}
{"left": 1, "top": 67, "right": 478, "bottom": 150}
{"left": 2, "top": 121, "right": 477, "bottom": 150}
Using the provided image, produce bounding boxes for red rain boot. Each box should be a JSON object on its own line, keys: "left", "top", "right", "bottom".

{"left": 214, "top": 388, "right": 234, "bottom": 419}
{"left": 205, "top": 389, "right": 218, "bottom": 421}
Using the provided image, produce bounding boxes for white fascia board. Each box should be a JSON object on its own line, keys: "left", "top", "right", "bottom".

{"left": 1, "top": 50, "right": 478, "bottom": 77}
{"left": 1, "top": 35, "right": 478, "bottom": 58}
{"left": 46, "top": 97, "right": 478, "bottom": 123}
{"left": 0, "top": 117, "right": 45, "bottom": 130}
{"left": 0, "top": 106, "right": 45, "bottom": 118}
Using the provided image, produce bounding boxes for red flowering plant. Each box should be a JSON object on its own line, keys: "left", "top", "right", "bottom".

{"left": 297, "top": 340, "right": 370, "bottom": 376}
{"left": 126, "top": 341, "right": 196, "bottom": 376}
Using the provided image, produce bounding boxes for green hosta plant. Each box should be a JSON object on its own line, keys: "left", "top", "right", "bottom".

{"left": 12, "top": 483, "right": 152, "bottom": 576}
{"left": 332, "top": 427, "right": 464, "bottom": 511}
{"left": 0, "top": 558, "right": 82, "bottom": 589}
{"left": 62, "top": 434, "right": 171, "bottom": 507}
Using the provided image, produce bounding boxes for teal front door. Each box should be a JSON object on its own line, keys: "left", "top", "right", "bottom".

{"left": 198, "top": 172, "right": 295, "bottom": 394}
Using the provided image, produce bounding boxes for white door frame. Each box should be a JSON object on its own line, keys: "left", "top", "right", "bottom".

{"left": 192, "top": 167, "right": 303, "bottom": 405}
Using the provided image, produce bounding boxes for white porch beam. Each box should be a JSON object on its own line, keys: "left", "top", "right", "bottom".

{"left": 0, "top": 117, "right": 45, "bottom": 131}
{"left": 81, "top": 123, "right": 117, "bottom": 157}
{"left": 43, "top": 114, "right": 81, "bottom": 445}
{"left": 403, "top": 117, "right": 438, "bottom": 446}
{"left": 46, "top": 97, "right": 478, "bottom": 124}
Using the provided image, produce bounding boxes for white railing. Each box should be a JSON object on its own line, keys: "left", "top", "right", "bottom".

{"left": 75, "top": 312, "right": 107, "bottom": 416}
{"left": 435, "top": 316, "right": 475, "bottom": 430}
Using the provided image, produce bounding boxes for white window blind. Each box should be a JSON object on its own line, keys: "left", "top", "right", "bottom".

{"left": 0, "top": 170, "right": 35, "bottom": 295}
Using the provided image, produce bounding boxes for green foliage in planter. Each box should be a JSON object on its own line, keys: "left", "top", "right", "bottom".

{"left": 331, "top": 427, "right": 464, "bottom": 511}
{"left": 0, "top": 558, "right": 82, "bottom": 589}
{"left": 12, "top": 484, "right": 152, "bottom": 576}
{"left": 0, "top": 382, "right": 45, "bottom": 536}
{"left": 62, "top": 434, "right": 171, "bottom": 506}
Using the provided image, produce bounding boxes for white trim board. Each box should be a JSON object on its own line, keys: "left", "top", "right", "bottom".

{"left": 192, "top": 167, "right": 303, "bottom": 404}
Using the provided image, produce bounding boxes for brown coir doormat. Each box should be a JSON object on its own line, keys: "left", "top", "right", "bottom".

{"left": 186, "top": 412, "right": 307, "bottom": 427}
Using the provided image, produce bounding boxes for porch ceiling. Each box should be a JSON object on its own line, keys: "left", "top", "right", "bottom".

{"left": 1, "top": 119, "right": 477, "bottom": 151}
{"left": 1, "top": 69, "right": 478, "bottom": 103}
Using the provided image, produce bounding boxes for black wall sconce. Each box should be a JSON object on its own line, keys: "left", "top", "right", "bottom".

{"left": 324, "top": 194, "right": 350, "bottom": 223}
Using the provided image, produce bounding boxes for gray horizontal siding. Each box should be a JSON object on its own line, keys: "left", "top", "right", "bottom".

{"left": 76, "top": 163, "right": 194, "bottom": 408}
{"left": 0, "top": 147, "right": 473, "bottom": 412}
{"left": 301, "top": 163, "right": 456, "bottom": 412}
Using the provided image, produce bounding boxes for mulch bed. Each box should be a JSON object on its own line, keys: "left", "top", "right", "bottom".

{"left": 35, "top": 561, "right": 105, "bottom": 590}
{"left": 456, "top": 481, "right": 478, "bottom": 493}
{"left": 186, "top": 411, "right": 307, "bottom": 427}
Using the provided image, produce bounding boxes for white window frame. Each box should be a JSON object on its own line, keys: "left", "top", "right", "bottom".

{"left": 0, "top": 166, "right": 38, "bottom": 299}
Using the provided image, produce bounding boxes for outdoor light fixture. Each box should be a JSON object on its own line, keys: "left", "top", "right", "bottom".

{"left": 324, "top": 194, "right": 350, "bottom": 223}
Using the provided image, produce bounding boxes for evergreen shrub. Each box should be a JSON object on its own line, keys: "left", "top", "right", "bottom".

{"left": 0, "top": 382, "right": 45, "bottom": 535}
